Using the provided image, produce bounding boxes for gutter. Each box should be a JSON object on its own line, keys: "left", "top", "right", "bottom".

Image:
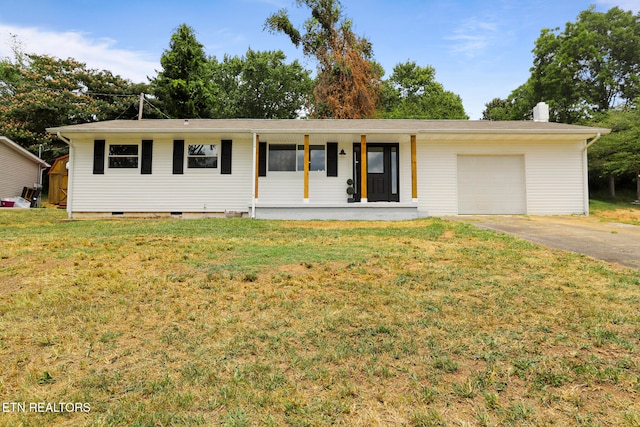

{"left": 48, "top": 128, "right": 607, "bottom": 136}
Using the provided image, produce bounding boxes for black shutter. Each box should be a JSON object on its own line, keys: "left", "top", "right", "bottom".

{"left": 173, "top": 140, "right": 184, "bottom": 174}
{"left": 141, "top": 140, "right": 153, "bottom": 174}
{"left": 258, "top": 141, "right": 267, "bottom": 177}
{"left": 327, "top": 142, "right": 338, "bottom": 177}
{"left": 221, "top": 140, "right": 232, "bottom": 174}
{"left": 93, "top": 140, "right": 105, "bottom": 174}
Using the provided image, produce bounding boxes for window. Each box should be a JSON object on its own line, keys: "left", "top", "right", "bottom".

{"left": 297, "top": 145, "right": 326, "bottom": 171}
{"left": 268, "top": 144, "right": 296, "bottom": 171}
{"left": 268, "top": 144, "right": 327, "bottom": 172}
{"left": 188, "top": 144, "right": 218, "bottom": 168}
{"left": 367, "top": 146, "right": 384, "bottom": 173}
{"left": 108, "top": 144, "right": 138, "bottom": 168}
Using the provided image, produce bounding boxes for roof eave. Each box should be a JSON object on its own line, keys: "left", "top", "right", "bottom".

{"left": 47, "top": 127, "right": 611, "bottom": 136}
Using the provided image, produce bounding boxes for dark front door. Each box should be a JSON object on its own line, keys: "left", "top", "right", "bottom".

{"left": 353, "top": 143, "right": 399, "bottom": 202}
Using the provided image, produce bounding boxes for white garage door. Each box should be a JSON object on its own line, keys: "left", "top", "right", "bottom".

{"left": 457, "top": 155, "right": 526, "bottom": 214}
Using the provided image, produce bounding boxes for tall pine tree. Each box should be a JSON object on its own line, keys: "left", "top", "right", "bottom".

{"left": 152, "top": 24, "right": 213, "bottom": 118}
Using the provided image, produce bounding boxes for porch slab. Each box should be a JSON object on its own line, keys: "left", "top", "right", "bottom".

{"left": 253, "top": 203, "right": 419, "bottom": 220}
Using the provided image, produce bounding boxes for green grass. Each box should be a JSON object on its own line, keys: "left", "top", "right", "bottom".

{"left": 0, "top": 209, "right": 639, "bottom": 426}
{"left": 589, "top": 199, "right": 640, "bottom": 225}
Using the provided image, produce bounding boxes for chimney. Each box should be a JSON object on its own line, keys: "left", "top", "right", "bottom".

{"left": 533, "top": 102, "right": 549, "bottom": 122}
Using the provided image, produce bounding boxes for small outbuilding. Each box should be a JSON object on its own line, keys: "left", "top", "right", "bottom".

{"left": 48, "top": 154, "right": 69, "bottom": 206}
{"left": 0, "top": 136, "right": 50, "bottom": 204}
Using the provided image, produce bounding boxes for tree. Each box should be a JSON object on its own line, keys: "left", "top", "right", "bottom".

{"left": 0, "top": 51, "right": 148, "bottom": 160}
{"left": 530, "top": 6, "right": 640, "bottom": 123}
{"left": 380, "top": 61, "right": 467, "bottom": 119}
{"left": 151, "top": 24, "right": 213, "bottom": 118}
{"left": 482, "top": 79, "right": 536, "bottom": 121}
{"left": 265, "top": 0, "right": 381, "bottom": 118}
{"left": 588, "top": 104, "right": 640, "bottom": 200}
{"left": 212, "top": 48, "right": 313, "bottom": 119}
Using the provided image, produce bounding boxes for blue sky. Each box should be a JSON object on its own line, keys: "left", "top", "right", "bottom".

{"left": 1, "top": 0, "right": 638, "bottom": 119}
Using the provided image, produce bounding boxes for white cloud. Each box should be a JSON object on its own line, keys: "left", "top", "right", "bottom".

{"left": 446, "top": 18, "right": 499, "bottom": 58}
{"left": 0, "top": 24, "right": 159, "bottom": 83}
{"left": 595, "top": 0, "right": 640, "bottom": 12}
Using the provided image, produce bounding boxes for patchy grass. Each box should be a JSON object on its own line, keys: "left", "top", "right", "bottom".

{"left": 0, "top": 209, "right": 639, "bottom": 426}
{"left": 590, "top": 199, "right": 640, "bottom": 225}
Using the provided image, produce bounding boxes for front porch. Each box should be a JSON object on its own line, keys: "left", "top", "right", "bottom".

{"left": 253, "top": 202, "right": 419, "bottom": 220}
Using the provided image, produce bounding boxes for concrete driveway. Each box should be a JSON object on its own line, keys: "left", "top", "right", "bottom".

{"left": 448, "top": 215, "right": 640, "bottom": 269}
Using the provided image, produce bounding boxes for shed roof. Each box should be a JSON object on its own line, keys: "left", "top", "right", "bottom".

{"left": 48, "top": 119, "right": 610, "bottom": 137}
{"left": 48, "top": 154, "right": 69, "bottom": 175}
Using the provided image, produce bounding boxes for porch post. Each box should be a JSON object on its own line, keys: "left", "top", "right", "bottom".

{"left": 411, "top": 134, "right": 418, "bottom": 202}
{"left": 304, "top": 134, "right": 310, "bottom": 203}
{"left": 360, "top": 134, "right": 368, "bottom": 203}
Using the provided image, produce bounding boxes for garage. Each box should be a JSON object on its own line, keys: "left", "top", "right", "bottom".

{"left": 457, "top": 155, "right": 526, "bottom": 214}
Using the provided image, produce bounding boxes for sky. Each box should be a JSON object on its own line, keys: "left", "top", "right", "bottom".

{"left": 1, "top": 0, "right": 639, "bottom": 120}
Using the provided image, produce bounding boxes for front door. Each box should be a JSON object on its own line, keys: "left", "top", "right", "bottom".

{"left": 353, "top": 143, "right": 399, "bottom": 202}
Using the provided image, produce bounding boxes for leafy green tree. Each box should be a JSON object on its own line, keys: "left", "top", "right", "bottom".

{"left": 151, "top": 24, "right": 213, "bottom": 118}
{"left": 589, "top": 104, "right": 640, "bottom": 200}
{"left": 530, "top": 6, "right": 640, "bottom": 123}
{"left": 380, "top": 61, "right": 467, "bottom": 119}
{"left": 212, "top": 49, "right": 313, "bottom": 119}
{"left": 482, "top": 79, "right": 536, "bottom": 121}
{"left": 0, "top": 52, "right": 147, "bottom": 160}
{"left": 265, "top": 0, "right": 381, "bottom": 118}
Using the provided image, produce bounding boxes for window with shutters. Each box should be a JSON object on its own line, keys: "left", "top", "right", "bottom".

{"left": 187, "top": 144, "right": 218, "bottom": 168}
{"left": 264, "top": 143, "right": 337, "bottom": 176}
{"left": 108, "top": 144, "right": 138, "bottom": 168}
{"left": 268, "top": 144, "right": 328, "bottom": 172}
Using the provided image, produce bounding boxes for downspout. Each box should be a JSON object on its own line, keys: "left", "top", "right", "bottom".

{"left": 37, "top": 144, "right": 46, "bottom": 207}
{"left": 583, "top": 132, "right": 601, "bottom": 152}
{"left": 251, "top": 132, "right": 257, "bottom": 219}
{"left": 582, "top": 133, "right": 601, "bottom": 216}
{"left": 56, "top": 132, "right": 74, "bottom": 219}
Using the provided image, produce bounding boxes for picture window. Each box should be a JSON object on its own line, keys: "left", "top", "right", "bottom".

{"left": 268, "top": 144, "right": 326, "bottom": 172}
{"left": 297, "top": 145, "right": 325, "bottom": 172}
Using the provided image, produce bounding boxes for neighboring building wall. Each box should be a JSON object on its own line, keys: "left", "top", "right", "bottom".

{"left": 0, "top": 143, "right": 40, "bottom": 198}
{"left": 416, "top": 137, "right": 587, "bottom": 216}
{"left": 69, "top": 136, "right": 253, "bottom": 213}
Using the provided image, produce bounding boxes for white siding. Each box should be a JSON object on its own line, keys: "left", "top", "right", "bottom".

{"left": 525, "top": 142, "right": 586, "bottom": 214}
{"left": 0, "top": 143, "right": 40, "bottom": 198}
{"left": 69, "top": 136, "right": 252, "bottom": 213}
{"left": 66, "top": 131, "right": 588, "bottom": 218}
{"left": 417, "top": 138, "right": 587, "bottom": 216}
{"left": 258, "top": 143, "right": 350, "bottom": 204}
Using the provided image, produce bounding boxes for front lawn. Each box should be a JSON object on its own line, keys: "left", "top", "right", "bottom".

{"left": 0, "top": 209, "right": 639, "bottom": 426}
